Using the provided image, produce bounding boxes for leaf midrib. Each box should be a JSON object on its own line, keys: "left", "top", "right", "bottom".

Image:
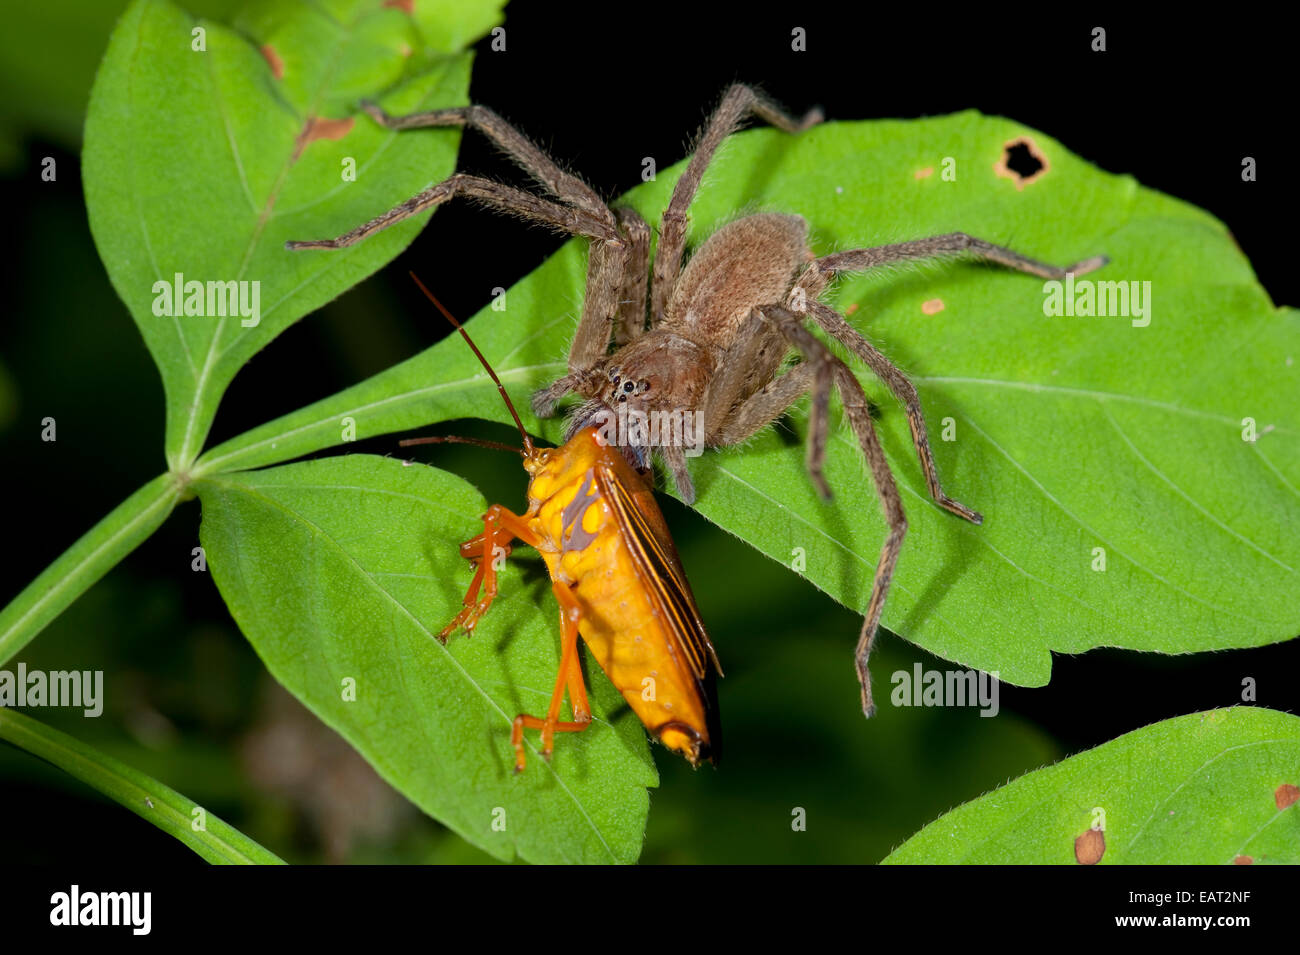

{"left": 176, "top": 11, "right": 353, "bottom": 465}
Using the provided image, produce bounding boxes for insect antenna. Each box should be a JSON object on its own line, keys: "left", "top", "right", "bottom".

{"left": 407, "top": 271, "right": 534, "bottom": 455}
{"left": 399, "top": 434, "right": 523, "bottom": 456}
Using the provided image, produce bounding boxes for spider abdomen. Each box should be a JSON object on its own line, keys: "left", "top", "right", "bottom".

{"left": 663, "top": 213, "right": 811, "bottom": 345}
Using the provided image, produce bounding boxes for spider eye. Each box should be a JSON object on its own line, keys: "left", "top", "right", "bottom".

{"left": 622, "top": 381, "right": 634, "bottom": 393}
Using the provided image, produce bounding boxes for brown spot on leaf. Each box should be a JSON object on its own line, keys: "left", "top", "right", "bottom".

{"left": 384, "top": 0, "right": 415, "bottom": 12}
{"left": 260, "top": 44, "right": 284, "bottom": 80}
{"left": 1276, "top": 783, "right": 1300, "bottom": 810}
{"left": 993, "top": 136, "right": 1050, "bottom": 191}
{"left": 914, "top": 166, "right": 934, "bottom": 180}
{"left": 304, "top": 116, "right": 354, "bottom": 144}
{"left": 1233, "top": 855, "right": 1254, "bottom": 865}
{"left": 921, "top": 298, "right": 945, "bottom": 315}
{"left": 292, "top": 116, "right": 356, "bottom": 161}
{"left": 1074, "top": 827, "right": 1105, "bottom": 865}
{"left": 844, "top": 302, "right": 859, "bottom": 317}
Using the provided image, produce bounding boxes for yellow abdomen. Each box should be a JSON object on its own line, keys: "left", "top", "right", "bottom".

{"left": 529, "top": 455, "right": 713, "bottom": 762}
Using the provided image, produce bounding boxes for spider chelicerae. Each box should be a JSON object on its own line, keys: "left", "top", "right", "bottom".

{"left": 288, "top": 84, "right": 1106, "bottom": 715}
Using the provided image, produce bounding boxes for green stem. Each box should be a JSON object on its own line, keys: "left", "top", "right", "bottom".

{"left": 0, "top": 474, "right": 181, "bottom": 667}
{"left": 0, "top": 708, "right": 284, "bottom": 864}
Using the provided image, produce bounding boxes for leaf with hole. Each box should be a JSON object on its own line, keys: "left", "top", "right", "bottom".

{"left": 194, "top": 112, "right": 1300, "bottom": 687}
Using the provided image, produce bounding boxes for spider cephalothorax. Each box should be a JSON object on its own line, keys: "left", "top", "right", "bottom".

{"left": 288, "top": 85, "right": 1105, "bottom": 716}
{"left": 547, "top": 212, "right": 815, "bottom": 483}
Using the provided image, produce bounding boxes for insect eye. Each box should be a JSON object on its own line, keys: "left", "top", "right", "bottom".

{"left": 622, "top": 381, "right": 635, "bottom": 393}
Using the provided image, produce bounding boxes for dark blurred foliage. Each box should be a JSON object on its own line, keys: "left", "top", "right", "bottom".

{"left": 0, "top": 2, "right": 1295, "bottom": 864}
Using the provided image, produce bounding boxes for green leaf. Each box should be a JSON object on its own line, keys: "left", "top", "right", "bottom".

{"left": 406, "top": 0, "right": 505, "bottom": 53}
{"left": 0, "top": 706, "right": 283, "bottom": 864}
{"left": 193, "top": 112, "right": 1300, "bottom": 685}
{"left": 82, "top": 0, "right": 502, "bottom": 470}
{"left": 194, "top": 454, "right": 656, "bottom": 864}
{"left": 884, "top": 707, "right": 1300, "bottom": 864}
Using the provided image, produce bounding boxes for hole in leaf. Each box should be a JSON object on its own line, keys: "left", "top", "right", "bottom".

{"left": 993, "top": 136, "right": 1050, "bottom": 191}
{"left": 1003, "top": 140, "right": 1043, "bottom": 179}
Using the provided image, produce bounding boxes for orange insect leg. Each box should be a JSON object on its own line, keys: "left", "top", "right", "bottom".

{"left": 441, "top": 504, "right": 536, "bottom": 641}
{"left": 510, "top": 580, "right": 593, "bottom": 772}
{"left": 457, "top": 529, "right": 515, "bottom": 566}
{"left": 563, "top": 638, "right": 591, "bottom": 725}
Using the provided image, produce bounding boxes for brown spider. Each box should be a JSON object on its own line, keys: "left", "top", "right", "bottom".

{"left": 288, "top": 84, "right": 1106, "bottom": 716}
